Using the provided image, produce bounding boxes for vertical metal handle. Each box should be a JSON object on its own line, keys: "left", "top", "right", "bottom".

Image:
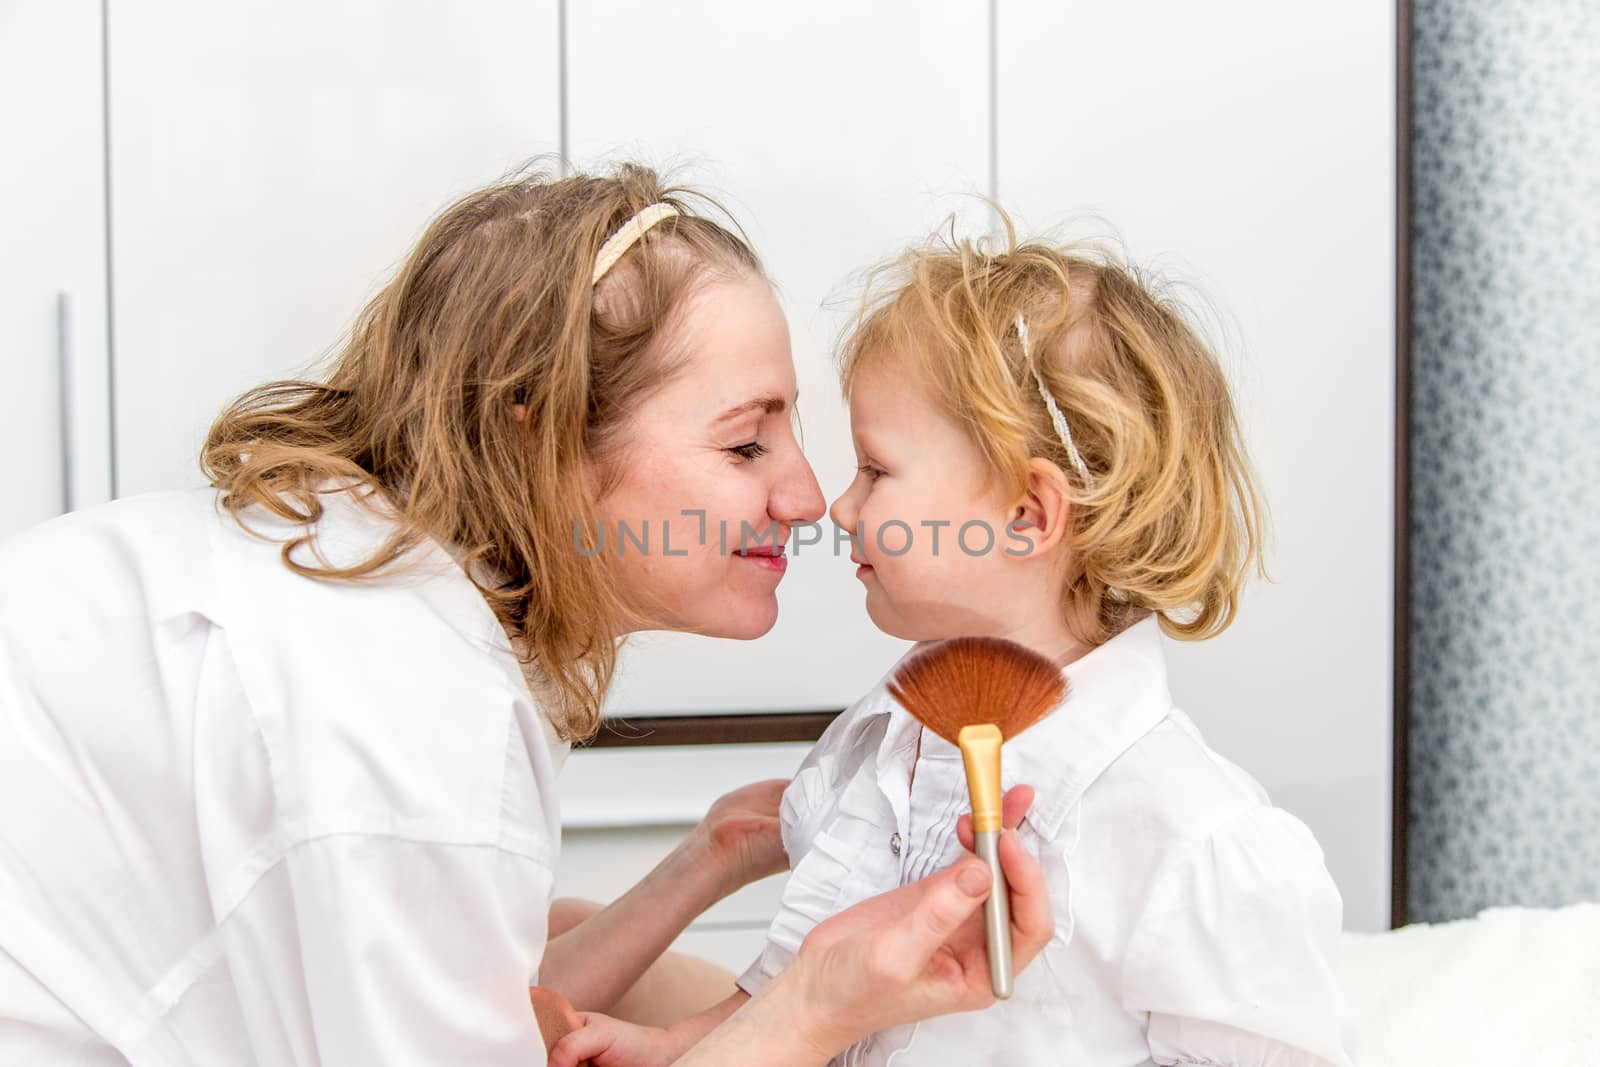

{"left": 976, "top": 830, "right": 1014, "bottom": 999}
{"left": 57, "top": 291, "right": 75, "bottom": 514}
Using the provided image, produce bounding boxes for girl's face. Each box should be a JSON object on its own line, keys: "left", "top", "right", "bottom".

{"left": 594, "top": 274, "right": 825, "bottom": 639}
{"left": 829, "top": 358, "right": 1037, "bottom": 642}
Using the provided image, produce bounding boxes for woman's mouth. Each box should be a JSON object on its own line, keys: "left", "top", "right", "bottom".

{"left": 851, "top": 556, "right": 874, "bottom": 580}
{"left": 735, "top": 545, "right": 788, "bottom": 574}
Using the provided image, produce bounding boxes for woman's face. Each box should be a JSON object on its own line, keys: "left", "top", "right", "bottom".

{"left": 593, "top": 274, "right": 825, "bottom": 639}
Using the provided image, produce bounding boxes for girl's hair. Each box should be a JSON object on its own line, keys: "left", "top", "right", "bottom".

{"left": 204, "top": 162, "right": 763, "bottom": 741}
{"left": 839, "top": 212, "right": 1266, "bottom": 646}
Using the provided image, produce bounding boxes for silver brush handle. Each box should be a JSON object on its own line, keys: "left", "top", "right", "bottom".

{"left": 975, "top": 830, "right": 1013, "bottom": 999}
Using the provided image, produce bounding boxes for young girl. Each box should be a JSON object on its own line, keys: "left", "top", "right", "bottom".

{"left": 549, "top": 223, "right": 1354, "bottom": 1067}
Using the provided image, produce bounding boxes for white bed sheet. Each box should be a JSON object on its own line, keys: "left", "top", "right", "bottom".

{"left": 1338, "top": 902, "right": 1600, "bottom": 1066}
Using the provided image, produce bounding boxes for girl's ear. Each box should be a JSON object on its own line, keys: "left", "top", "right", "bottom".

{"left": 1008, "top": 457, "right": 1073, "bottom": 558}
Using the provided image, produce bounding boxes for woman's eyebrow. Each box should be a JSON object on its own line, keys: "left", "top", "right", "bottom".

{"left": 713, "top": 392, "right": 794, "bottom": 424}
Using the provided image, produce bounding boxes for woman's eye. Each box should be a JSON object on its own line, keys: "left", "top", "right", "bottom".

{"left": 729, "top": 441, "right": 769, "bottom": 461}
{"left": 857, "top": 463, "right": 884, "bottom": 481}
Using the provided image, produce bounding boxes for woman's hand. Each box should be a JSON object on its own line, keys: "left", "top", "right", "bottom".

{"left": 688, "top": 778, "right": 789, "bottom": 899}
{"left": 779, "top": 785, "right": 1048, "bottom": 1055}
{"left": 668, "top": 785, "right": 1050, "bottom": 1066}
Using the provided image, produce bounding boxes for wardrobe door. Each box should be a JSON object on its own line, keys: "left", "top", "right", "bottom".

{"left": 558, "top": 0, "right": 991, "bottom": 965}
{"left": 566, "top": 0, "right": 989, "bottom": 717}
{"left": 998, "top": 0, "right": 1398, "bottom": 930}
{"left": 1, "top": 0, "right": 112, "bottom": 538}
{"left": 107, "top": 1, "right": 560, "bottom": 497}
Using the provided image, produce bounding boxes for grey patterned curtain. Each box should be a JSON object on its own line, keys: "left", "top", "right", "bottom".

{"left": 1409, "top": 0, "right": 1600, "bottom": 920}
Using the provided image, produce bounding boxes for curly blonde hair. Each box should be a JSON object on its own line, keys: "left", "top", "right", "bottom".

{"left": 203, "top": 162, "right": 762, "bottom": 740}
{"left": 839, "top": 214, "right": 1267, "bottom": 645}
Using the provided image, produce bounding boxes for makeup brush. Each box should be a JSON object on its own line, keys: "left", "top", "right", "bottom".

{"left": 887, "top": 637, "right": 1068, "bottom": 999}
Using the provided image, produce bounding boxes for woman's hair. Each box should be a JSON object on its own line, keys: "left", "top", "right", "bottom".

{"left": 838, "top": 212, "right": 1266, "bottom": 646}
{"left": 204, "top": 162, "right": 763, "bottom": 741}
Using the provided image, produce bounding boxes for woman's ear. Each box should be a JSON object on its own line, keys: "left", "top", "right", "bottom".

{"left": 510, "top": 403, "right": 529, "bottom": 422}
{"left": 1008, "top": 457, "right": 1073, "bottom": 558}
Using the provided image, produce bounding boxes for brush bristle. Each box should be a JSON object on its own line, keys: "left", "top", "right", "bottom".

{"left": 887, "top": 637, "right": 1069, "bottom": 744}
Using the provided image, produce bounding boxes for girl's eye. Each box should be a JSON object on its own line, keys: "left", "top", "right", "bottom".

{"left": 857, "top": 463, "right": 884, "bottom": 481}
{"left": 729, "top": 441, "right": 769, "bottom": 461}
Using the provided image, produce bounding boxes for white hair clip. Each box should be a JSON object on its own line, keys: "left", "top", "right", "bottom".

{"left": 1015, "top": 314, "right": 1094, "bottom": 489}
{"left": 591, "top": 202, "right": 681, "bottom": 285}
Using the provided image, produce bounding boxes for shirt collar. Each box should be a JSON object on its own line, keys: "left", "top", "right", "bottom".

{"left": 298, "top": 485, "right": 574, "bottom": 768}
{"left": 281, "top": 485, "right": 492, "bottom": 635}
{"left": 856, "top": 616, "right": 1175, "bottom": 839}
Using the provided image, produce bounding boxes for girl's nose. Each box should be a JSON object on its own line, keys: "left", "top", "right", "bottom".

{"left": 829, "top": 481, "right": 858, "bottom": 534}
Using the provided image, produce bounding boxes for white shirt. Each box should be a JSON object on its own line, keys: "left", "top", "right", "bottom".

{"left": 0, "top": 488, "right": 568, "bottom": 1066}
{"left": 739, "top": 617, "right": 1355, "bottom": 1067}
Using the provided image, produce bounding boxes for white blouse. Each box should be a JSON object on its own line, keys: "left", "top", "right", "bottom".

{"left": 738, "top": 617, "right": 1356, "bottom": 1067}
{"left": 0, "top": 488, "right": 568, "bottom": 1065}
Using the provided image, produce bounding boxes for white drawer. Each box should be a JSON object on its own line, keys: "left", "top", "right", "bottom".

{"left": 555, "top": 741, "right": 814, "bottom": 937}
{"left": 559, "top": 741, "right": 813, "bottom": 830}
{"left": 668, "top": 925, "right": 771, "bottom": 976}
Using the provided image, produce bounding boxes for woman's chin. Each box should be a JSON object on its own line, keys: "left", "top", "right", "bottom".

{"left": 691, "top": 595, "right": 780, "bottom": 640}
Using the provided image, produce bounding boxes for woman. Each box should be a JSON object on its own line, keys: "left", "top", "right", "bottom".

{"left": 0, "top": 164, "right": 1050, "bottom": 1065}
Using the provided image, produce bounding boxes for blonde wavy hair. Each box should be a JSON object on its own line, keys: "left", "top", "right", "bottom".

{"left": 839, "top": 214, "right": 1267, "bottom": 646}
{"left": 204, "top": 162, "right": 762, "bottom": 741}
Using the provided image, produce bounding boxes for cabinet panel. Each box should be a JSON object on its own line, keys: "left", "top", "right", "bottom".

{"left": 567, "top": 1, "right": 991, "bottom": 715}
{"left": 1, "top": 0, "right": 111, "bottom": 539}
{"left": 107, "top": 1, "right": 560, "bottom": 496}
{"left": 999, "top": 0, "right": 1397, "bottom": 930}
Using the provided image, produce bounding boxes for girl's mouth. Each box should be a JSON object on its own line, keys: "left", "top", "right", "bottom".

{"left": 735, "top": 545, "right": 788, "bottom": 574}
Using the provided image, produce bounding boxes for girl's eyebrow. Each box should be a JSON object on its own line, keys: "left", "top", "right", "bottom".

{"left": 713, "top": 392, "right": 794, "bottom": 424}
{"left": 853, "top": 429, "right": 886, "bottom": 461}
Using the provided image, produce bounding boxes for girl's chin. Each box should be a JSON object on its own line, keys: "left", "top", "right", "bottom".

{"left": 862, "top": 592, "right": 906, "bottom": 640}
{"left": 863, "top": 587, "right": 956, "bottom": 643}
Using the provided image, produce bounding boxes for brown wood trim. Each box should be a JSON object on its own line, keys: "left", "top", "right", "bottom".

{"left": 581, "top": 710, "right": 843, "bottom": 749}
{"left": 1392, "top": 0, "right": 1414, "bottom": 931}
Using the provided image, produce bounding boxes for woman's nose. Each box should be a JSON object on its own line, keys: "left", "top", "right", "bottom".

{"left": 770, "top": 447, "right": 825, "bottom": 526}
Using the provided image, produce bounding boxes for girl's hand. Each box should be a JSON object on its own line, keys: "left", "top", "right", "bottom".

{"left": 689, "top": 778, "right": 789, "bottom": 898}
{"left": 779, "top": 790, "right": 1051, "bottom": 1056}
{"left": 529, "top": 986, "right": 584, "bottom": 1053}
{"left": 547, "top": 1011, "right": 681, "bottom": 1067}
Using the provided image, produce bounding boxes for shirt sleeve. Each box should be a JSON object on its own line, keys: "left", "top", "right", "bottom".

{"left": 736, "top": 700, "right": 889, "bottom": 1004}
{"left": 216, "top": 831, "right": 554, "bottom": 1065}
{"left": 1121, "top": 806, "right": 1356, "bottom": 1067}
{"left": 734, "top": 752, "right": 835, "bottom": 998}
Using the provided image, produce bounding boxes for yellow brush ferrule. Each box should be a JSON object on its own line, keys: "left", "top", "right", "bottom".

{"left": 958, "top": 723, "right": 1005, "bottom": 834}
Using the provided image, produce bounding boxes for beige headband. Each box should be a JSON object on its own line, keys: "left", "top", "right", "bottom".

{"left": 591, "top": 202, "right": 681, "bottom": 284}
